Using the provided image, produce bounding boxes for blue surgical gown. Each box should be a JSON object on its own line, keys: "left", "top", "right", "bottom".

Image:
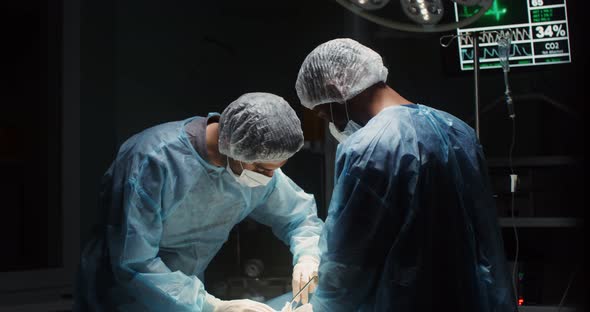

{"left": 75, "top": 116, "right": 323, "bottom": 311}
{"left": 311, "top": 104, "right": 516, "bottom": 312}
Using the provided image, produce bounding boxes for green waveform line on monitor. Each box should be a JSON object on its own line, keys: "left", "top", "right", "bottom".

{"left": 460, "top": 0, "right": 508, "bottom": 22}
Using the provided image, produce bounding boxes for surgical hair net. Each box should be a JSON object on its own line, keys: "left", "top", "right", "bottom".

{"left": 295, "top": 38, "right": 389, "bottom": 109}
{"left": 218, "top": 92, "right": 304, "bottom": 163}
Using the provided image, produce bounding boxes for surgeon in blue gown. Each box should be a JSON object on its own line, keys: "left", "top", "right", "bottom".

{"left": 294, "top": 39, "right": 516, "bottom": 312}
{"left": 75, "top": 93, "right": 322, "bottom": 312}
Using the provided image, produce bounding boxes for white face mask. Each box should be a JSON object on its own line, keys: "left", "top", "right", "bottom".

{"left": 328, "top": 102, "right": 362, "bottom": 143}
{"left": 329, "top": 120, "right": 362, "bottom": 143}
{"left": 226, "top": 158, "right": 272, "bottom": 187}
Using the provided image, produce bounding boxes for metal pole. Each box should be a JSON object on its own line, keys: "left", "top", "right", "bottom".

{"left": 473, "top": 31, "right": 480, "bottom": 139}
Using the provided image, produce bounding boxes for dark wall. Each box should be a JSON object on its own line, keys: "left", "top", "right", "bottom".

{"left": 1, "top": 0, "right": 64, "bottom": 272}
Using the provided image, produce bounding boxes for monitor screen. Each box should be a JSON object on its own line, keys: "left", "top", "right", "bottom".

{"left": 454, "top": 0, "right": 571, "bottom": 70}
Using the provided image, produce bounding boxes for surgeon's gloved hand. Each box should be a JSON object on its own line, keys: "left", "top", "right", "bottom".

{"left": 293, "top": 304, "right": 313, "bottom": 312}
{"left": 280, "top": 302, "right": 313, "bottom": 312}
{"left": 205, "top": 294, "right": 276, "bottom": 312}
{"left": 292, "top": 255, "right": 319, "bottom": 304}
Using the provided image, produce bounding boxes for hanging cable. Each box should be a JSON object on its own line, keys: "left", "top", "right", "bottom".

{"left": 508, "top": 116, "right": 520, "bottom": 308}
{"left": 556, "top": 264, "right": 578, "bottom": 312}
{"left": 497, "top": 33, "right": 515, "bottom": 119}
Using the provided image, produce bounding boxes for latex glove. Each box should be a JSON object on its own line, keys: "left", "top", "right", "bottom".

{"left": 294, "top": 304, "right": 313, "bottom": 312}
{"left": 292, "top": 255, "right": 319, "bottom": 304}
{"left": 280, "top": 302, "right": 313, "bottom": 312}
{"left": 205, "top": 294, "right": 276, "bottom": 312}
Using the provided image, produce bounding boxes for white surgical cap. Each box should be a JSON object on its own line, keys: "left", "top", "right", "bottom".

{"left": 218, "top": 92, "right": 304, "bottom": 163}
{"left": 295, "top": 38, "right": 388, "bottom": 109}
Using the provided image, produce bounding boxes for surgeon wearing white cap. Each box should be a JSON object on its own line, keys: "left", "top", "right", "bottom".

{"left": 75, "top": 92, "right": 323, "bottom": 312}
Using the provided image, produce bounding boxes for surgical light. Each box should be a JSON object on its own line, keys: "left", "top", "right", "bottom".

{"left": 400, "top": 0, "right": 444, "bottom": 25}
{"left": 337, "top": 0, "right": 492, "bottom": 32}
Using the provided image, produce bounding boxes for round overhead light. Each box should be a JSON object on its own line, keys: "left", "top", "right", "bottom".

{"left": 400, "top": 0, "right": 444, "bottom": 25}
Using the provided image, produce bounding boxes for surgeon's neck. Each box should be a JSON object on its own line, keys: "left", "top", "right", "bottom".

{"left": 205, "top": 122, "right": 225, "bottom": 167}
{"left": 350, "top": 83, "right": 413, "bottom": 125}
